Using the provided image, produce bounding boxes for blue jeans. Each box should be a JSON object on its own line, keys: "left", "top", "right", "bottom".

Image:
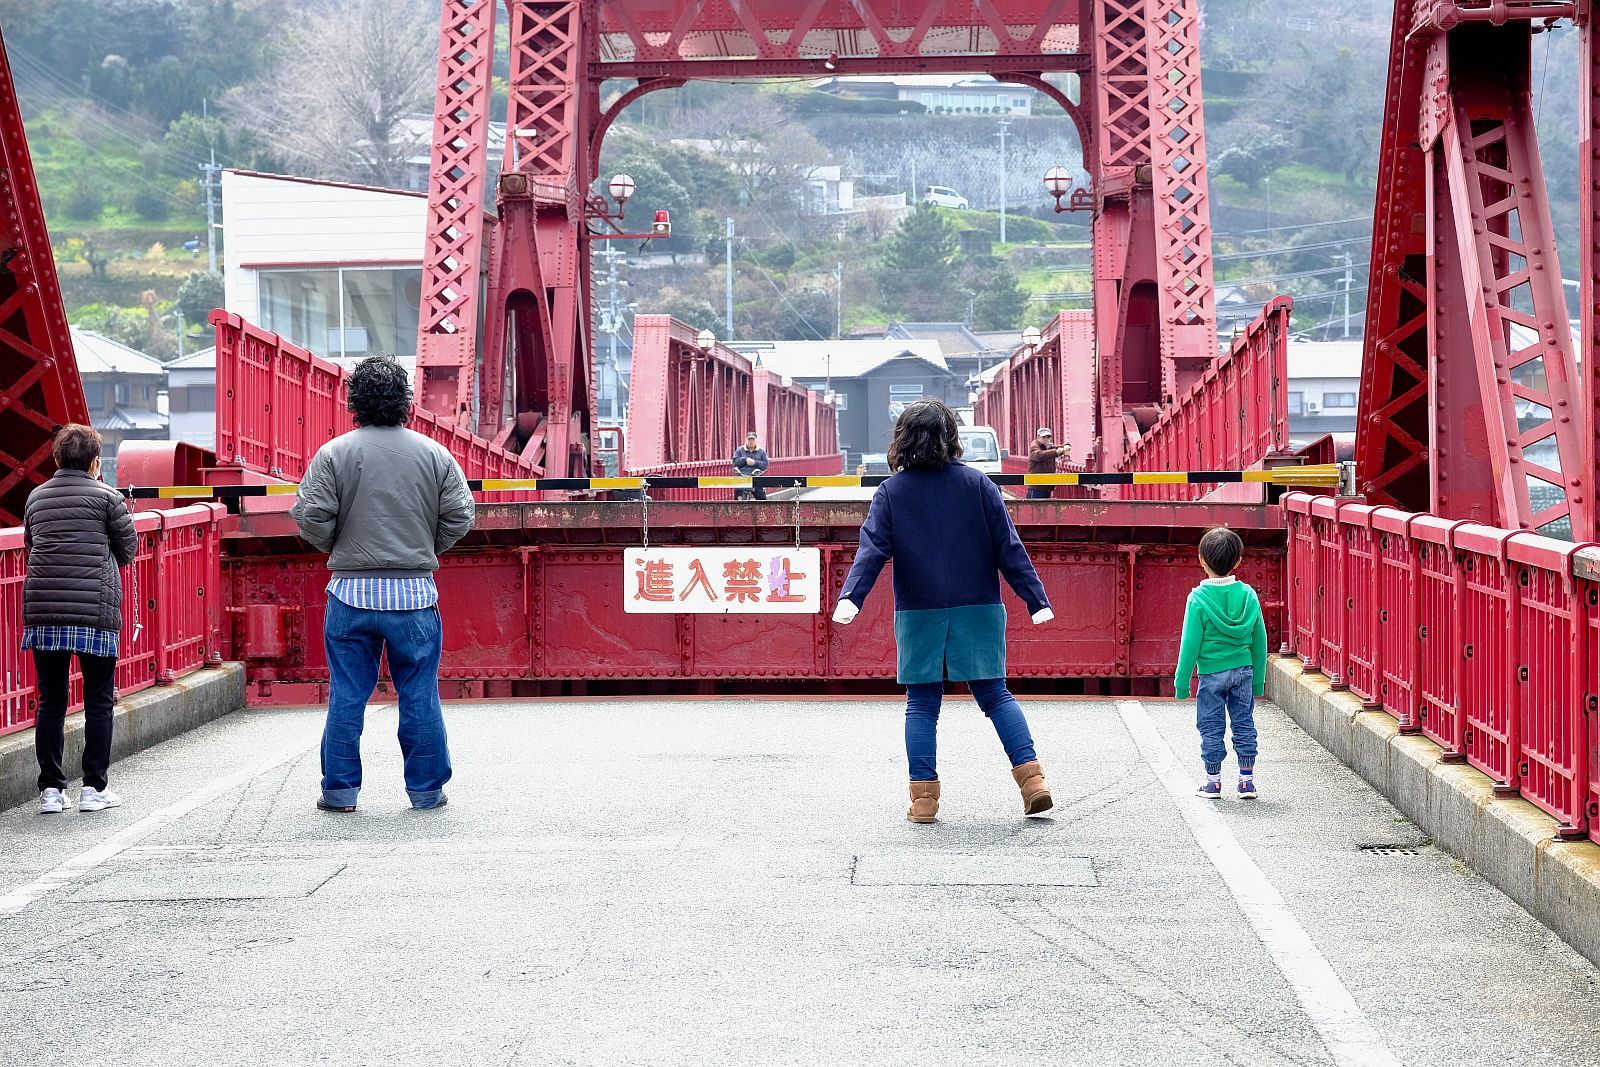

{"left": 1196, "top": 665, "right": 1257, "bottom": 775}
{"left": 905, "top": 679, "right": 1038, "bottom": 781}
{"left": 322, "top": 596, "right": 452, "bottom": 809}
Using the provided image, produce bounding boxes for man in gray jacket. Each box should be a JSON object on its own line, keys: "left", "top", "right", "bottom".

{"left": 290, "top": 355, "right": 475, "bottom": 812}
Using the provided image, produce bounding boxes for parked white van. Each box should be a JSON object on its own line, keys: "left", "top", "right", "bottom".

{"left": 959, "top": 425, "right": 1006, "bottom": 474}
{"left": 922, "top": 185, "right": 970, "bottom": 209}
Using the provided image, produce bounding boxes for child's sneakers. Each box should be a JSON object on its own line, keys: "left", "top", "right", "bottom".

{"left": 1196, "top": 778, "right": 1223, "bottom": 799}
{"left": 1237, "top": 777, "right": 1258, "bottom": 800}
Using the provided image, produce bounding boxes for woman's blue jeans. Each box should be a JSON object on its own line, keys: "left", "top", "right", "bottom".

{"left": 905, "top": 679, "right": 1038, "bottom": 781}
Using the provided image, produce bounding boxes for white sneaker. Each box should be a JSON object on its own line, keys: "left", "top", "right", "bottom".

{"left": 78, "top": 787, "right": 122, "bottom": 812}
{"left": 38, "top": 788, "right": 65, "bottom": 814}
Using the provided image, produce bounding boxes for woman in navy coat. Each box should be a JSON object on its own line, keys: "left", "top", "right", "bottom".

{"left": 833, "top": 400, "right": 1055, "bottom": 823}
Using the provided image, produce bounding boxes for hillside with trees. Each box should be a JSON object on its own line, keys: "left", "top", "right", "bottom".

{"left": 0, "top": 0, "right": 1584, "bottom": 350}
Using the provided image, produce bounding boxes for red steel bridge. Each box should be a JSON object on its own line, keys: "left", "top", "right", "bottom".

{"left": 3, "top": 2, "right": 1600, "bottom": 831}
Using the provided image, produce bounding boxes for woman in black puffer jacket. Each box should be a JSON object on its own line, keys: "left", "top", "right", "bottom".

{"left": 21, "top": 424, "right": 137, "bottom": 814}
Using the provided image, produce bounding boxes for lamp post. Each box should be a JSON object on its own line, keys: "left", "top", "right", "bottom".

{"left": 697, "top": 328, "right": 716, "bottom": 353}
{"left": 1021, "top": 325, "right": 1041, "bottom": 353}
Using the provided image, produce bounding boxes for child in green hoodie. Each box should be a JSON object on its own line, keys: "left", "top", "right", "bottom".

{"left": 1175, "top": 527, "right": 1268, "bottom": 800}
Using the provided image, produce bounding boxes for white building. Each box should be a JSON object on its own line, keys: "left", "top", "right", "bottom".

{"left": 221, "top": 170, "right": 433, "bottom": 362}
{"left": 166, "top": 345, "right": 217, "bottom": 449}
{"left": 1286, "top": 339, "right": 1363, "bottom": 444}
{"left": 812, "top": 75, "right": 1037, "bottom": 116}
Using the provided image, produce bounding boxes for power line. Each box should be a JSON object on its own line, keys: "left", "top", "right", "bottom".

{"left": 739, "top": 242, "right": 831, "bottom": 341}
{"left": 1213, "top": 236, "right": 1370, "bottom": 262}
{"left": 1216, "top": 215, "right": 1373, "bottom": 239}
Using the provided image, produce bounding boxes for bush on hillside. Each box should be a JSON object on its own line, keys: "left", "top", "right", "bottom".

{"left": 63, "top": 178, "right": 104, "bottom": 221}
{"left": 131, "top": 188, "right": 171, "bottom": 221}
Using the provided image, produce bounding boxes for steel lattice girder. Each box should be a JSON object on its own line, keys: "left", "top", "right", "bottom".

{"left": 414, "top": 0, "right": 1222, "bottom": 487}
{"left": 0, "top": 27, "right": 86, "bottom": 527}
{"left": 415, "top": 0, "right": 497, "bottom": 424}
{"left": 1358, "top": 6, "right": 1591, "bottom": 537}
{"left": 626, "top": 314, "right": 838, "bottom": 479}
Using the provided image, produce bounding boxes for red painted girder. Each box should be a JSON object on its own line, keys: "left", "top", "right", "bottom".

{"left": 1119, "top": 297, "right": 1292, "bottom": 503}
{"left": 1355, "top": 0, "right": 1431, "bottom": 511}
{"left": 0, "top": 27, "right": 88, "bottom": 527}
{"left": 1583, "top": 4, "right": 1600, "bottom": 529}
{"left": 1147, "top": 0, "right": 1216, "bottom": 397}
{"left": 416, "top": 0, "right": 498, "bottom": 425}
{"left": 973, "top": 310, "right": 1097, "bottom": 469}
{"left": 594, "top": 0, "right": 1085, "bottom": 64}
{"left": 626, "top": 314, "right": 839, "bottom": 476}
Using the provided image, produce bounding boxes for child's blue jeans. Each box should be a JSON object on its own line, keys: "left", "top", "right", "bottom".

{"left": 1196, "top": 665, "right": 1257, "bottom": 775}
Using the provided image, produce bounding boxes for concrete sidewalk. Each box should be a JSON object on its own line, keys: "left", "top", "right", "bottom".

{"left": 1, "top": 695, "right": 1596, "bottom": 1066}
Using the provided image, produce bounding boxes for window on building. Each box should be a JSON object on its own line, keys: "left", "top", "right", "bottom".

{"left": 258, "top": 266, "right": 422, "bottom": 359}
{"left": 1288, "top": 391, "right": 1304, "bottom": 416}
{"left": 1323, "top": 392, "right": 1357, "bottom": 409}
{"left": 114, "top": 381, "right": 130, "bottom": 405}
{"left": 84, "top": 382, "right": 105, "bottom": 410}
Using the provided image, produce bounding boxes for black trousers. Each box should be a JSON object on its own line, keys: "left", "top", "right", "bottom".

{"left": 1026, "top": 487, "right": 1055, "bottom": 500}
{"left": 735, "top": 486, "right": 768, "bottom": 501}
{"left": 33, "top": 649, "right": 116, "bottom": 792}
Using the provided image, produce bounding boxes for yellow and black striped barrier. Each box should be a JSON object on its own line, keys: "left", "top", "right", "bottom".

{"left": 120, "top": 465, "right": 1342, "bottom": 499}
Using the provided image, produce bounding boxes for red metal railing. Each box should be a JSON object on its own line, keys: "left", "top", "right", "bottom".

{"left": 1282, "top": 492, "right": 1596, "bottom": 841}
{"left": 1, "top": 503, "right": 227, "bottom": 737}
{"left": 211, "top": 310, "right": 539, "bottom": 482}
{"left": 1120, "top": 296, "right": 1291, "bottom": 500}
{"left": 974, "top": 310, "right": 1097, "bottom": 467}
{"left": 625, "top": 314, "right": 841, "bottom": 498}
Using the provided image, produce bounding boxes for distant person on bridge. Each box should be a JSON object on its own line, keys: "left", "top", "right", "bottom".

{"left": 1027, "top": 428, "right": 1070, "bottom": 500}
{"left": 290, "top": 356, "right": 475, "bottom": 814}
{"left": 732, "top": 430, "right": 770, "bottom": 501}
{"left": 21, "top": 424, "right": 137, "bottom": 815}
{"left": 1174, "top": 527, "right": 1268, "bottom": 801}
{"left": 832, "top": 399, "right": 1055, "bottom": 824}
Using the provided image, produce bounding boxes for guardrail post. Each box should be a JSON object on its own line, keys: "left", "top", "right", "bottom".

{"left": 151, "top": 510, "right": 174, "bottom": 685}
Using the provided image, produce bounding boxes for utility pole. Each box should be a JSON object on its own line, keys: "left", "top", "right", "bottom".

{"left": 1341, "top": 251, "right": 1354, "bottom": 338}
{"left": 199, "top": 98, "right": 220, "bottom": 274}
{"left": 596, "top": 240, "right": 627, "bottom": 422}
{"left": 835, "top": 261, "right": 843, "bottom": 339}
{"left": 996, "top": 118, "right": 1011, "bottom": 245}
{"left": 725, "top": 217, "right": 735, "bottom": 338}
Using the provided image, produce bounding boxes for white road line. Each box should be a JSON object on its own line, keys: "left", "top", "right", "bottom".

{"left": 0, "top": 736, "right": 317, "bottom": 919}
{"left": 1116, "top": 699, "right": 1401, "bottom": 1067}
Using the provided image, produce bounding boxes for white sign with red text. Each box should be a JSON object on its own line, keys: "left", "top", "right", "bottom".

{"left": 624, "top": 547, "right": 822, "bottom": 614}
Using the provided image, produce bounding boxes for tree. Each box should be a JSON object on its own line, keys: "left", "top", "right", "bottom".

{"left": 58, "top": 236, "right": 110, "bottom": 281}
{"left": 1214, "top": 128, "right": 1291, "bottom": 191}
{"left": 226, "top": 0, "right": 434, "bottom": 187}
{"left": 875, "top": 203, "right": 960, "bottom": 321}
{"left": 972, "top": 263, "right": 1029, "bottom": 330}
{"left": 177, "top": 271, "right": 225, "bottom": 324}
{"left": 663, "top": 297, "right": 723, "bottom": 335}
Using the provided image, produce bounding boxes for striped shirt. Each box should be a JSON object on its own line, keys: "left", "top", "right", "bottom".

{"left": 326, "top": 576, "right": 439, "bottom": 611}
{"left": 22, "top": 625, "right": 120, "bottom": 658}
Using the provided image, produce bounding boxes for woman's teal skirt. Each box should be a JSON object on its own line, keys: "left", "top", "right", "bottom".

{"left": 892, "top": 603, "right": 1008, "bottom": 685}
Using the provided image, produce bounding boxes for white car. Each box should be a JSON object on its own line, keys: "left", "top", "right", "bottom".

{"left": 959, "top": 426, "right": 1006, "bottom": 474}
{"left": 922, "top": 185, "right": 969, "bottom": 209}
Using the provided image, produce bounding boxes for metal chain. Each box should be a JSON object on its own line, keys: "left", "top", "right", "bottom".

{"left": 641, "top": 481, "right": 650, "bottom": 548}
{"left": 130, "top": 531, "right": 144, "bottom": 641}
{"left": 792, "top": 496, "right": 802, "bottom": 550}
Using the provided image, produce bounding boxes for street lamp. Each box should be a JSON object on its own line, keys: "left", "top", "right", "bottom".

{"left": 696, "top": 328, "right": 716, "bottom": 352}
{"left": 1043, "top": 166, "right": 1093, "bottom": 213}
{"left": 608, "top": 173, "right": 635, "bottom": 206}
{"left": 1021, "top": 325, "right": 1041, "bottom": 352}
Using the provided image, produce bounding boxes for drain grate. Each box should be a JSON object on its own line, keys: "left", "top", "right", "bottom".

{"left": 1359, "top": 844, "right": 1421, "bottom": 857}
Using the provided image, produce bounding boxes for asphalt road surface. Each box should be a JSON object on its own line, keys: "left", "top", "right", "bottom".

{"left": 1, "top": 697, "right": 1595, "bottom": 1066}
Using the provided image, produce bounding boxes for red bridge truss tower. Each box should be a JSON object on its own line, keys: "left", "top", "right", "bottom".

{"left": 413, "top": 0, "right": 1220, "bottom": 479}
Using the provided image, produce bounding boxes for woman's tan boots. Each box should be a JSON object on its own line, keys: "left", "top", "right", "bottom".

{"left": 907, "top": 780, "right": 940, "bottom": 823}
{"left": 1011, "top": 761, "right": 1054, "bottom": 815}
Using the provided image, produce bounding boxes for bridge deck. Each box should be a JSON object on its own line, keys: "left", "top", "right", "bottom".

{"left": 1, "top": 698, "right": 1594, "bottom": 1065}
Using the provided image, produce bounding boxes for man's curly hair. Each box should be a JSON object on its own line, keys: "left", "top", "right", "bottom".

{"left": 346, "top": 355, "right": 412, "bottom": 427}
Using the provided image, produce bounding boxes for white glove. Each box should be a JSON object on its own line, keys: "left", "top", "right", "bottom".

{"left": 832, "top": 600, "right": 859, "bottom": 625}
{"left": 1031, "top": 608, "right": 1054, "bottom": 625}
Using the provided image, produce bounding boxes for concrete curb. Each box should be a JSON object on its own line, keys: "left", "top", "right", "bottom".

{"left": 0, "top": 663, "right": 246, "bottom": 813}
{"left": 1267, "top": 655, "right": 1600, "bottom": 967}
